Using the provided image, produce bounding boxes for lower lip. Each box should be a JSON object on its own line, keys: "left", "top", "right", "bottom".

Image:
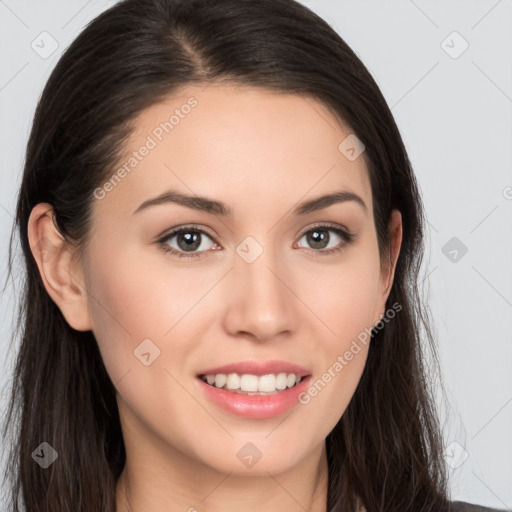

{"left": 197, "top": 375, "right": 311, "bottom": 419}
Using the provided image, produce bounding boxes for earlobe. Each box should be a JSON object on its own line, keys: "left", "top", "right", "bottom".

{"left": 27, "top": 203, "right": 92, "bottom": 331}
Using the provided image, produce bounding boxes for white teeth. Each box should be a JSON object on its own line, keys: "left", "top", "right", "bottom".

{"left": 240, "top": 374, "right": 259, "bottom": 392}
{"left": 201, "top": 372, "right": 305, "bottom": 394}
{"left": 226, "top": 373, "right": 240, "bottom": 390}
{"left": 275, "top": 373, "right": 288, "bottom": 390}
{"left": 214, "top": 374, "right": 226, "bottom": 388}
{"left": 258, "top": 374, "right": 276, "bottom": 392}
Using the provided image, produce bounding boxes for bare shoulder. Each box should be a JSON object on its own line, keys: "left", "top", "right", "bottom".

{"left": 450, "top": 501, "right": 509, "bottom": 512}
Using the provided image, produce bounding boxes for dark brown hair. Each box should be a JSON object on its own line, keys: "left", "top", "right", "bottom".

{"left": 2, "top": 0, "right": 452, "bottom": 510}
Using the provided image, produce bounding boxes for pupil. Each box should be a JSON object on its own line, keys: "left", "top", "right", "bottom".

{"left": 178, "top": 232, "right": 201, "bottom": 251}
{"left": 308, "top": 229, "right": 328, "bottom": 249}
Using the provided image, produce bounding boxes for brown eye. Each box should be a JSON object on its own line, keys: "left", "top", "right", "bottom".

{"left": 295, "top": 224, "right": 355, "bottom": 256}
{"left": 158, "top": 225, "right": 219, "bottom": 259}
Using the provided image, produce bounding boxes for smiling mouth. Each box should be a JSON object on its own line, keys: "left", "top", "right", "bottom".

{"left": 198, "top": 372, "right": 308, "bottom": 396}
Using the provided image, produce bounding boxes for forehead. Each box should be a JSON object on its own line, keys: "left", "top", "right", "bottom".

{"left": 93, "top": 83, "right": 372, "bottom": 223}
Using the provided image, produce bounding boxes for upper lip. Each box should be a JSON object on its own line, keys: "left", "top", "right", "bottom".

{"left": 197, "top": 360, "right": 311, "bottom": 378}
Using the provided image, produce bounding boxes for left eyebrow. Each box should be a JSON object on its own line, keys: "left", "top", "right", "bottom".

{"left": 131, "top": 188, "right": 367, "bottom": 217}
{"left": 293, "top": 190, "right": 367, "bottom": 215}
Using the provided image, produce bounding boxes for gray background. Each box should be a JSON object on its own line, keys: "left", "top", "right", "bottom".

{"left": 0, "top": 0, "right": 511, "bottom": 509}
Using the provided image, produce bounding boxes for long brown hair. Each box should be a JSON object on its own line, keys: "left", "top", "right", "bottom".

{"left": 1, "top": 0, "right": 451, "bottom": 510}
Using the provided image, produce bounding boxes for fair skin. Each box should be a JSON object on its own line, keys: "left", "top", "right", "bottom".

{"left": 28, "top": 84, "right": 402, "bottom": 512}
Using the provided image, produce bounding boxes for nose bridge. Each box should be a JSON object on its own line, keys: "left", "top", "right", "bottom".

{"left": 223, "top": 234, "right": 296, "bottom": 340}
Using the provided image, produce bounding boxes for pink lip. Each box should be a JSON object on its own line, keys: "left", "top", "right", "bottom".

{"left": 197, "top": 360, "right": 311, "bottom": 378}
{"left": 196, "top": 374, "right": 312, "bottom": 419}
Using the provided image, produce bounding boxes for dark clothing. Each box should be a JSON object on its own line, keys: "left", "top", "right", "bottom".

{"left": 450, "top": 501, "right": 510, "bottom": 512}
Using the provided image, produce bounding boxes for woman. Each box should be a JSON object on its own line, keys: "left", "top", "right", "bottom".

{"left": 1, "top": 0, "right": 505, "bottom": 511}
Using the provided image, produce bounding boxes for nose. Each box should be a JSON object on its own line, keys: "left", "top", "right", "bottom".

{"left": 222, "top": 241, "right": 297, "bottom": 343}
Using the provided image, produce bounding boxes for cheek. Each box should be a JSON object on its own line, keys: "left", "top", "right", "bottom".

{"left": 85, "top": 243, "right": 222, "bottom": 383}
{"left": 294, "top": 247, "right": 379, "bottom": 428}
{"left": 85, "top": 249, "right": 206, "bottom": 444}
{"left": 84, "top": 245, "right": 183, "bottom": 382}
{"left": 296, "top": 329, "right": 371, "bottom": 448}
{"left": 301, "top": 246, "right": 381, "bottom": 346}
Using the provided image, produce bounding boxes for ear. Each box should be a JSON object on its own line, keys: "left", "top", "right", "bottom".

{"left": 373, "top": 209, "right": 402, "bottom": 325}
{"left": 27, "top": 203, "right": 92, "bottom": 331}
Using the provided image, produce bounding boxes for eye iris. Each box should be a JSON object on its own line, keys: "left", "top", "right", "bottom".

{"left": 307, "top": 229, "right": 329, "bottom": 249}
{"left": 177, "top": 231, "right": 201, "bottom": 251}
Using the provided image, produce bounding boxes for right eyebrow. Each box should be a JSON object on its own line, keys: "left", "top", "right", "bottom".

{"left": 132, "top": 189, "right": 233, "bottom": 217}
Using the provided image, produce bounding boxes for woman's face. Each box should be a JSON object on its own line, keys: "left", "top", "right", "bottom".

{"left": 32, "top": 84, "right": 401, "bottom": 479}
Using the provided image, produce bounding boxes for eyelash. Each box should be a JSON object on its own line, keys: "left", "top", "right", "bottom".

{"left": 157, "top": 222, "right": 356, "bottom": 260}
